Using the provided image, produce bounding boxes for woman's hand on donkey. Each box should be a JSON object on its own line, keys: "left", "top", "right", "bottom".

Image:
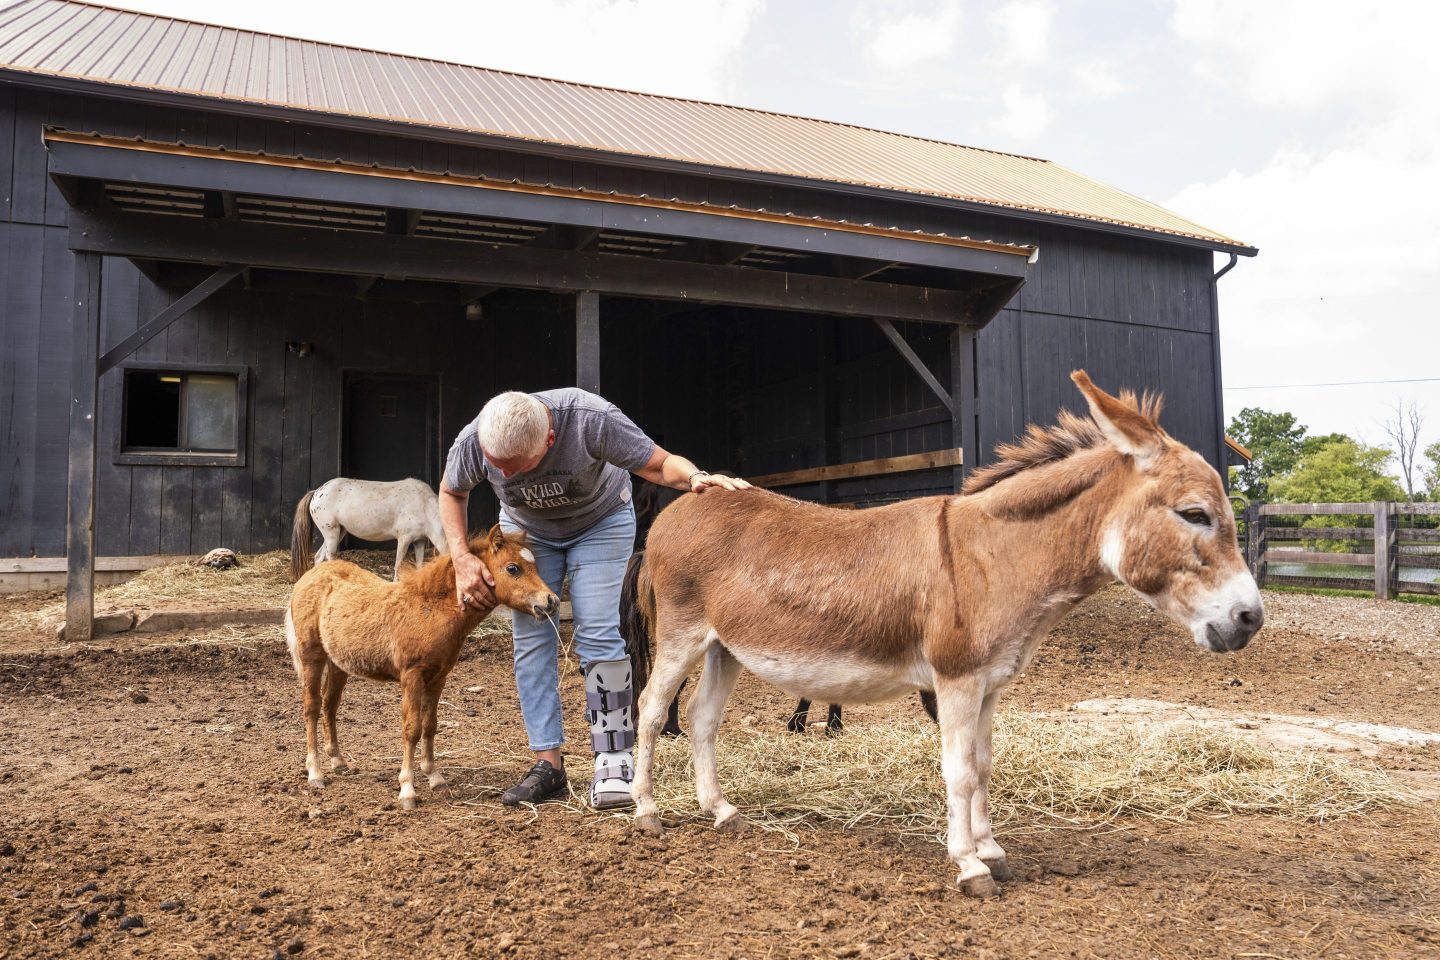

{"left": 689, "top": 472, "right": 754, "bottom": 494}
{"left": 453, "top": 551, "right": 496, "bottom": 611}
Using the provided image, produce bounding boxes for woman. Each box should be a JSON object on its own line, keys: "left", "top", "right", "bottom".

{"left": 439, "top": 388, "right": 750, "bottom": 809}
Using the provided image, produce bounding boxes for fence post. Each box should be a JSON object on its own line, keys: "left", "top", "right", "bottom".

{"left": 1373, "top": 502, "right": 1398, "bottom": 600}
{"left": 1249, "top": 503, "right": 1267, "bottom": 587}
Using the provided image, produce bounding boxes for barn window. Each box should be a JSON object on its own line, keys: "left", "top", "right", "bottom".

{"left": 117, "top": 365, "right": 248, "bottom": 466}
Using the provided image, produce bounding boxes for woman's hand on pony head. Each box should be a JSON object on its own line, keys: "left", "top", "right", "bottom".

{"left": 453, "top": 551, "right": 497, "bottom": 611}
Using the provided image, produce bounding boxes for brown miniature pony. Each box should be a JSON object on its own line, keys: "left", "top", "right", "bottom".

{"left": 286, "top": 525, "right": 558, "bottom": 809}
{"left": 629, "top": 371, "right": 1263, "bottom": 897}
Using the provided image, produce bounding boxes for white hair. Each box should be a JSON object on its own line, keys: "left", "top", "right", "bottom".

{"left": 476, "top": 392, "right": 549, "bottom": 459}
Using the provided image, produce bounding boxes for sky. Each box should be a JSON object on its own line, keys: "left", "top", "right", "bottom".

{"left": 106, "top": 0, "right": 1440, "bottom": 481}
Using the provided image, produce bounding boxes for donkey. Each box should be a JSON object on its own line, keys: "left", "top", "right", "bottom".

{"left": 629, "top": 480, "right": 937, "bottom": 736}
{"left": 628, "top": 371, "right": 1263, "bottom": 897}
{"left": 291, "top": 477, "right": 449, "bottom": 582}
{"left": 286, "top": 525, "right": 559, "bottom": 810}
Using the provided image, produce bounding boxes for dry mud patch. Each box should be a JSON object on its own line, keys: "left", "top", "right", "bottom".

{"left": 0, "top": 585, "right": 1437, "bottom": 959}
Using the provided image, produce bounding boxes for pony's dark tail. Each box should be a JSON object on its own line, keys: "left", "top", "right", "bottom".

{"left": 619, "top": 550, "right": 655, "bottom": 695}
{"left": 290, "top": 490, "right": 316, "bottom": 583}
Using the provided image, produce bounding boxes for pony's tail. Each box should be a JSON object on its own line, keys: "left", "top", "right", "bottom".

{"left": 619, "top": 550, "right": 655, "bottom": 695}
{"left": 290, "top": 490, "right": 316, "bottom": 583}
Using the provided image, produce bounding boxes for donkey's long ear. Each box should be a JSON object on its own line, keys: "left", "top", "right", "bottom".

{"left": 1071, "top": 370, "right": 1163, "bottom": 468}
{"left": 486, "top": 523, "right": 506, "bottom": 554}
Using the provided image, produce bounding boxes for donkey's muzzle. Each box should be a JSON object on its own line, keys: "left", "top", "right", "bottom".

{"left": 1205, "top": 601, "right": 1264, "bottom": 652}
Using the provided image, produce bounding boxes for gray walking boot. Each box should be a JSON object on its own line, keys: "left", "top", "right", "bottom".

{"left": 585, "top": 657, "right": 635, "bottom": 811}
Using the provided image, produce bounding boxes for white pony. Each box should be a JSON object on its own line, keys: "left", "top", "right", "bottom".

{"left": 290, "top": 478, "right": 449, "bottom": 582}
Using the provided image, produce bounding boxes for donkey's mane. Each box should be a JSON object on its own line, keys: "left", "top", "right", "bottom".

{"left": 963, "top": 390, "right": 1163, "bottom": 497}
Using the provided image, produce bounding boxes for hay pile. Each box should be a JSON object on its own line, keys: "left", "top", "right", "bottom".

{"left": 645, "top": 713, "right": 1408, "bottom": 841}
{"left": 18, "top": 550, "right": 459, "bottom": 630}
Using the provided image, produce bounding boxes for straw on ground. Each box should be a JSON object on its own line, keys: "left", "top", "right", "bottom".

{"left": 644, "top": 714, "right": 1409, "bottom": 842}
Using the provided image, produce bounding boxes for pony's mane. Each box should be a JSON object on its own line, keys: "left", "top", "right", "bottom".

{"left": 963, "top": 390, "right": 1163, "bottom": 497}
{"left": 398, "top": 550, "right": 455, "bottom": 595}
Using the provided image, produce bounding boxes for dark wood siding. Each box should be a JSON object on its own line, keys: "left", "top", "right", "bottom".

{"left": 0, "top": 86, "right": 1226, "bottom": 555}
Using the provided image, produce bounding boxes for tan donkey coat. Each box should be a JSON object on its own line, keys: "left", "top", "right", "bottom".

{"left": 629, "top": 371, "right": 1264, "bottom": 896}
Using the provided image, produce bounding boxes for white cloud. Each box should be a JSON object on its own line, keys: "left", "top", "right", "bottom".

{"left": 990, "top": 0, "right": 1053, "bottom": 65}
{"left": 853, "top": 1, "right": 964, "bottom": 71}
{"left": 114, "top": 0, "right": 767, "bottom": 102}
{"left": 1171, "top": 0, "right": 1440, "bottom": 116}
{"left": 1071, "top": 60, "right": 1126, "bottom": 100}
{"left": 1166, "top": 0, "right": 1440, "bottom": 451}
{"left": 989, "top": 84, "right": 1052, "bottom": 141}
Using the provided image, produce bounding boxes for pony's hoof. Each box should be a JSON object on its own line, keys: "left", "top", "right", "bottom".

{"left": 399, "top": 795, "right": 417, "bottom": 811}
{"left": 428, "top": 775, "right": 448, "bottom": 791}
{"left": 633, "top": 813, "right": 664, "bottom": 837}
{"left": 307, "top": 777, "right": 325, "bottom": 791}
{"left": 985, "top": 858, "right": 1014, "bottom": 883}
{"left": 330, "top": 760, "right": 351, "bottom": 774}
{"left": 959, "top": 874, "right": 999, "bottom": 899}
{"left": 714, "top": 810, "right": 747, "bottom": 834}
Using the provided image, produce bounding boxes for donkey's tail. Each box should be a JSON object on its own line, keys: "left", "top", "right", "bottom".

{"left": 619, "top": 550, "right": 656, "bottom": 695}
{"left": 290, "top": 490, "right": 317, "bottom": 583}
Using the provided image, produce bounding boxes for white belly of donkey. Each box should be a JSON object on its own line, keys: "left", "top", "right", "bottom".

{"left": 725, "top": 646, "right": 931, "bottom": 705}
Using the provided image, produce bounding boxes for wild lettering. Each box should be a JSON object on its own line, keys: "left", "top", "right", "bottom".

{"left": 518, "top": 480, "right": 573, "bottom": 509}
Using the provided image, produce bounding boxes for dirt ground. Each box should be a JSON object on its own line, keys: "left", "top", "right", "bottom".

{"left": 2, "top": 581, "right": 1438, "bottom": 959}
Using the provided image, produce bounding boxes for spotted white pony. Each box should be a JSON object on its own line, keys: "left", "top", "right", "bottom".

{"left": 290, "top": 478, "right": 448, "bottom": 581}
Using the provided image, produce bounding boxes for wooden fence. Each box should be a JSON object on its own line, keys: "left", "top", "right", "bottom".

{"left": 1244, "top": 501, "right": 1440, "bottom": 598}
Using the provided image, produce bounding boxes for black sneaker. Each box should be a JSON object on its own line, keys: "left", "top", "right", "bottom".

{"left": 500, "top": 760, "right": 567, "bottom": 806}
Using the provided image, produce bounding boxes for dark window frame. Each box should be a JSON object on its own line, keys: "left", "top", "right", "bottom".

{"left": 114, "top": 362, "right": 249, "bottom": 467}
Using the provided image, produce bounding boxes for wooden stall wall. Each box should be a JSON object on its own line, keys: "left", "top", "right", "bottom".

{"left": 0, "top": 86, "right": 1228, "bottom": 555}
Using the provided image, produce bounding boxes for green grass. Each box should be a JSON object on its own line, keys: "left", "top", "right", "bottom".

{"left": 1263, "top": 583, "right": 1440, "bottom": 607}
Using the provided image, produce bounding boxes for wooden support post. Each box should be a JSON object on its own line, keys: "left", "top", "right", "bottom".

{"left": 575, "top": 290, "right": 600, "bottom": 393}
{"left": 816, "top": 318, "right": 839, "bottom": 503}
{"left": 65, "top": 251, "right": 103, "bottom": 642}
{"left": 949, "top": 325, "right": 977, "bottom": 492}
{"left": 1374, "top": 502, "right": 1398, "bottom": 600}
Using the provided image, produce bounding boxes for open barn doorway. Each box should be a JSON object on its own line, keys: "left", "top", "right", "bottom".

{"left": 341, "top": 372, "right": 441, "bottom": 486}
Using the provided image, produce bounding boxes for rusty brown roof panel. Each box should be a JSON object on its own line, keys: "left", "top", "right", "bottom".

{"left": 0, "top": 0, "right": 1249, "bottom": 249}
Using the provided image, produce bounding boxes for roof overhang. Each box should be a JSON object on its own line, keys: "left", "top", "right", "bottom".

{"left": 6, "top": 68, "right": 1255, "bottom": 257}
{"left": 48, "top": 131, "right": 1032, "bottom": 325}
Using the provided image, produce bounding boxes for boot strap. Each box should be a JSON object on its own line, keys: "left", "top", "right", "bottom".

{"left": 594, "top": 764, "right": 632, "bottom": 783}
{"left": 586, "top": 689, "right": 634, "bottom": 712}
{"left": 591, "top": 729, "right": 635, "bottom": 753}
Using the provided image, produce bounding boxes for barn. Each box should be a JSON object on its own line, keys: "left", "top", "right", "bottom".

{"left": 0, "top": 0, "right": 1255, "bottom": 637}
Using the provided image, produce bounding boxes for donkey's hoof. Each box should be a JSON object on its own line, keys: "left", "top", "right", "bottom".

{"left": 985, "top": 858, "right": 1014, "bottom": 883}
{"left": 714, "top": 810, "right": 747, "bottom": 834}
{"left": 959, "top": 874, "right": 999, "bottom": 899}
{"left": 633, "top": 813, "right": 664, "bottom": 837}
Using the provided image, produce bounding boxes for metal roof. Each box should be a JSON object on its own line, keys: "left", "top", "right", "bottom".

{"left": 0, "top": 0, "right": 1251, "bottom": 251}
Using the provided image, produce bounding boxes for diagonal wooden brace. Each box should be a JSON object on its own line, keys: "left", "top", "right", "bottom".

{"left": 97, "top": 263, "right": 245, "bottom": 376}
{"left": 872, "top": 316, "right": 954, "bottom": 414}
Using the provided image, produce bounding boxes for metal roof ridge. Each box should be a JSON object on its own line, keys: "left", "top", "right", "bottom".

{"left": 16, "top": 0, "right": 1053, "bottom": 165}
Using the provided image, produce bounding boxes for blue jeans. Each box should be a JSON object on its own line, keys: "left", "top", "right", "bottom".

{"left": 500, "top": 502, "right": 635, "bottom": 752}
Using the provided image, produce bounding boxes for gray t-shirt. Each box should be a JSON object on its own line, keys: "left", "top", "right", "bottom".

{"left": 444, "top": 388, "right": 656, "bottom": 540}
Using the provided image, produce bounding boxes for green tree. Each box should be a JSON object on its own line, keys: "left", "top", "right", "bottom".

{"left": 1300, "top": 432, "right": 1352, "bottom": 456}
{"left": 1423, "top": 440, "right": 1440, "bottom": 502}
{"left": 1227, "top": 407, "right": 1308, "bottom": 502}
{"left": 1270, "top": 440, "right": 1405, "bottom": 504}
